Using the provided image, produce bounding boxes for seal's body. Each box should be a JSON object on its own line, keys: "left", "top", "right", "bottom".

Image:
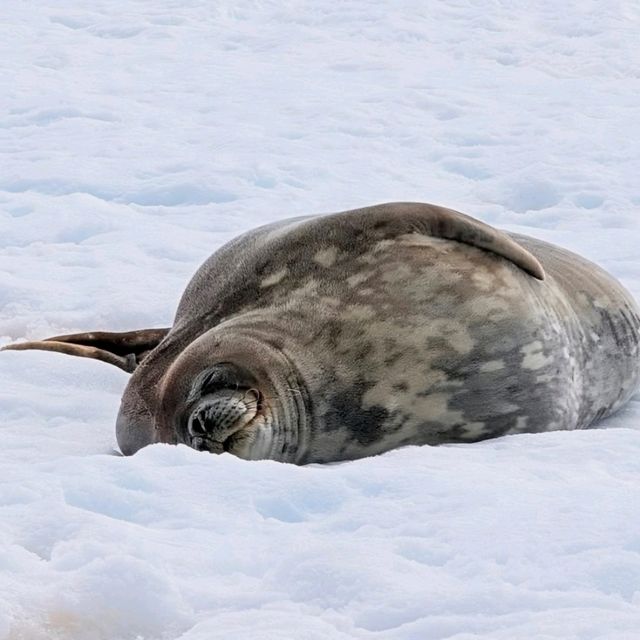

{"left": 5, "top": 203, "right": 640, "bottom": 463}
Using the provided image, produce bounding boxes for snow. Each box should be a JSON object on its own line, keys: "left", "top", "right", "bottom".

{"left": 1, "top": 1, "right": 639, "bottom": 638}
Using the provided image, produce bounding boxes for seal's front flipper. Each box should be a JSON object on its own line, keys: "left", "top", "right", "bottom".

{"left": 1, "top": 327, "right": 170, "bottom": 373}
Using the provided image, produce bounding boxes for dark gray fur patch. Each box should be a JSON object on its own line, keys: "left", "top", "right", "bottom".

{"left": 320, "top": 383, "right": 390, "bottom": 446}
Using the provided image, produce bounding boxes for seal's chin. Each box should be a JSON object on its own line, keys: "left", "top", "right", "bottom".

{"left": 186, "top": 388, "right": 264, "bottom": 456}
{"left": 190, "top": 427, "right": 256, "bottom": 454}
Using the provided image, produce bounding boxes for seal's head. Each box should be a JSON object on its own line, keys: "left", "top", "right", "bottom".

{"left": 148, "top": 326, "right": 310, "bottom": 462}
{"left": 0, "top": 321, "right": 311, "bottom": 461}
{"left": 158, "top": 358, "right": 265, "bottom": 458}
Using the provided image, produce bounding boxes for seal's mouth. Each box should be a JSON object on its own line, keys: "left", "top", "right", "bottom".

{"left": 187, "top": 388, "right": 263, "bottom": 455}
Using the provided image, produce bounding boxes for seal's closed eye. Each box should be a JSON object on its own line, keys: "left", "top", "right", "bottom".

{"left": 187, "top": 363, "right": 254, "bottom": 402}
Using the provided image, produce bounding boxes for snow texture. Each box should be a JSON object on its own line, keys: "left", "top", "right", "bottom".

{"left": 1, "top": 1, "right": 640, "bottom": 639}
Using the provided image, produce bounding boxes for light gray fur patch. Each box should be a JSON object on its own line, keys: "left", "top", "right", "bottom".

{"left": 480, "top": 360, "right": 505, "bottom": 373}
{"left": 314, "top": 247, "right": 339, "bottom": 267}
{"left": 260, "top": 267, "right": 288, "bottom": 288}
{"left": 521, "top": 340, "right": 554, "bottom": 370}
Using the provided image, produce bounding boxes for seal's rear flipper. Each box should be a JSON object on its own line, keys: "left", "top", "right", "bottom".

{"left": 1, "top": 327, "right": 170, "bottom": 373}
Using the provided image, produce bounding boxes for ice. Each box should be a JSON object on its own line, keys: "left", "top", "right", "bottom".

{"left": 1, "top": 1, "right": 639, "bottom": 638}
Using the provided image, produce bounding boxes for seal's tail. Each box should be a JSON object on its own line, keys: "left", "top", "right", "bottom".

{"left": 1, "top": 327, "right": 170, "bottom": 373}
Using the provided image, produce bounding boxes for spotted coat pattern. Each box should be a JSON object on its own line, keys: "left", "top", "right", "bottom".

{"left": 119, "top": 203, "right": 640, "bottom": 463}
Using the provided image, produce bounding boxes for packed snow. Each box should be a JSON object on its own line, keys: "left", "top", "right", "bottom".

{"left": 1, "top": 1, "right": 639, "bottom": 639}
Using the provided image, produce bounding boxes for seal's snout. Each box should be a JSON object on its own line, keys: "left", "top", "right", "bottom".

{"left": 188, "top": 388, "right": 260, "bottom": 453}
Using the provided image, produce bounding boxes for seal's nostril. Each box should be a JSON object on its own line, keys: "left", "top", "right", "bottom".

{"left": 189, "top": 413, "right": 207, "bottom": 436}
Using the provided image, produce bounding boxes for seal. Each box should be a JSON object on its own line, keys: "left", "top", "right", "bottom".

{"left": 3, "top": 202, "right": 640, "bottom": 463}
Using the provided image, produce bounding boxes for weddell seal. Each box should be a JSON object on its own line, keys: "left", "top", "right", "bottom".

{"left": 3, "top": 202, "right": 640, "bottom": 463}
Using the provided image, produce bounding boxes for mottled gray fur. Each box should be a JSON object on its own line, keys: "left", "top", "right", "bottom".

{"left": 6, "top": 203, "right": 639, "bottom": 462}
{"left": 118, "top": 203, "right": 640, "bottom": 462}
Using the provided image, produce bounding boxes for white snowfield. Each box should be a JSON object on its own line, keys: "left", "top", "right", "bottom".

{"left": 1, "top": 1, "right": 639, "bottom": 639}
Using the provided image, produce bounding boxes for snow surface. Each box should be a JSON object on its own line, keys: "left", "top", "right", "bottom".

{"left": 1, "top": 1, "right": 640, "bottom": 639}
